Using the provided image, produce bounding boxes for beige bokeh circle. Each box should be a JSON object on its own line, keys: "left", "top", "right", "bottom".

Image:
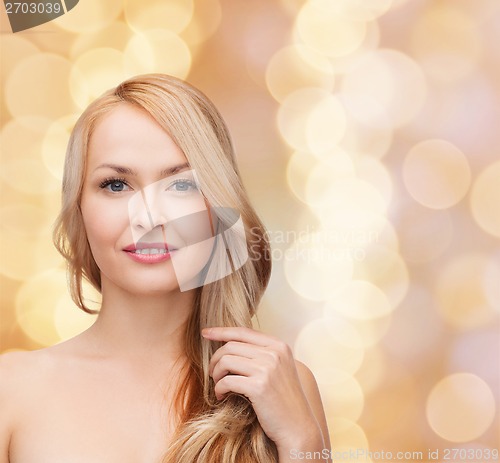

{"left": 294, "top": 317, "right": 365, "bottom": 375}
{"left": 470, "top": 161, "right": 500, "bottom": 238}
{"left": 426, "top": 373, "right": 496, "bottom": 442}
{"left": 53, "top": 0, "right": 123, "bottom": 34}
{"left": 124, "top": 0, "right": 194, "bottom": 35}
{"left": 0, "top": 117, "right": 61, "bottom": 194}
{"left": 403, "top": 139, "right": 471, "bottom": 209}
{"left": 5, "top": 53, "right": 78, "bottom": 119}
{"left": 15, "top": 268, "right": 68, "bottom": 346}
{"left": 0, "top": 35, "right": 39, "bottom": 84}
{"left": 278, "top": 88, "right": 347, "bottom": 153}
{"left": 124, "top": 29, "right": 192, "bottom": 79}
{"left": 341, "top": 49, "right": 427, "bottom": 128}
{"left": 69, "top": 47, "right": 128, "bottom": 110}
{"left": 325, "top": 279, "right": 394, "bottom": 320}
{"left": 283, "top": 228, "right": 354, "bottom": 301}
{"left": 314, "top": 368, "right": 365, "bottom": 422}
{"left": 296, "top": 0, "right": 368, "bottom": 57}
{"left": 411, "top": 4, "right": 482, "bottom": 83}
{"left": 266, "top": 44, "right": 335, "bottom": 103}
{"left": 435, "top": 253, "right": 498, "bottom": 329}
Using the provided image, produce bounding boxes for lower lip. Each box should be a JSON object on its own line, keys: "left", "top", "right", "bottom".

{"left": 124, "top": 250, "right": 176, "bottom": 264}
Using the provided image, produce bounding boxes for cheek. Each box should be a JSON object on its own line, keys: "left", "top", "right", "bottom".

{"left": 179, "top": 209, "right": 214, "bottom": 244}
{"left": 81, "top": 194, "right": 130, "bottom": 251}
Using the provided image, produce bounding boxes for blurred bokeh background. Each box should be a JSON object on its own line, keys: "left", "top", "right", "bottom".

{"left": 1, "top": 0, "right": 499, "bottom": 460}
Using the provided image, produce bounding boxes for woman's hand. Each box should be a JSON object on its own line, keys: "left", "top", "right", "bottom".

{"left": 202, "top": 326, "right": 325, "bottom": 455}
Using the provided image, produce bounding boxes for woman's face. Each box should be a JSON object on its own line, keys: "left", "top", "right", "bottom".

{"left": 80, "top": 102, "right": 214, "bottom": 295}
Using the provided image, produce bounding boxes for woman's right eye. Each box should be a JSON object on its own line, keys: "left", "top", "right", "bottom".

{"left": 99, "top": 178, "right": 130, "bottom": 192}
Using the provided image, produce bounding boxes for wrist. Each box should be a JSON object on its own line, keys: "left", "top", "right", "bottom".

{"left": 276, "top": 420, "right": 327, "bottom": 462}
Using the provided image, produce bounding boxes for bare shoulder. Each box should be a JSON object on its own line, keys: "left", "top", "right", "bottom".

{"left": 0, "top": 348, "right": 54, "bottom": 404}
{"left": 0, "top": 346, "right": 73, "bottom": 462}
{"left": 0, "top": 347, "right": 61, "bottom": 414}
{"left": 294, "top": 359, "right": 315, "bottom": 383}
{"left": 294, "top": 359, "right": 332, "bottom": 452}
{"left": 0, "top": 348, "right": 47, "bottom": 367}
{"left": 0, "top": 348, "right": 56, "bottom": 383}
{"left": 0, "top": 349, "right": 46, "bottom": 462}
{"left": 0, "top": 349, "right": 40, "bottom": 388}
{"left": 293, "top": 359, "right": 321, "bottom": 403}
{"left": 5, "top": 335, "right": 89, "bottom": 383}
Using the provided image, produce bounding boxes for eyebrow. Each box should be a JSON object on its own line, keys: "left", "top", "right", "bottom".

{"left": 92, "top": 162, "right": 191, "bottom": 177}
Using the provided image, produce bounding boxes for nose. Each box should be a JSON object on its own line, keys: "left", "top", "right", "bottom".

{"left": 128, "top": 187, "right": 168, "bottom": 232}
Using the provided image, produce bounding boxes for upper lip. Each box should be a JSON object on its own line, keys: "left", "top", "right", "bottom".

{"left": 123, "top": 242, "right": 178, "bottom": 252}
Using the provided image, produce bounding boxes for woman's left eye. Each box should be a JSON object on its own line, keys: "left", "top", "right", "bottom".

{"left": 167, "top": 179, "right": 198, "bottom": 193}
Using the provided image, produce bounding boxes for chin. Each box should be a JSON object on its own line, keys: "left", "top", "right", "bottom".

{"left": 101, "top": 270, "right": 179, "bottom": 295}
{"left": 126, "top": 279, "right": 181, "bottom": 295}
{"left": 101, "top": 265, "right": 206, "bottom": 295}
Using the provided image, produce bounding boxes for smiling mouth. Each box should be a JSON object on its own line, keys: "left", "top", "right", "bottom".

{"left": 123, "top": 242, "right": 178, "bottom": 255}
{"left": 130, "top": 248, "right": 170, "bottom": 255}
{"left": 123, "top": 244, "right": 178, "bottom": 264}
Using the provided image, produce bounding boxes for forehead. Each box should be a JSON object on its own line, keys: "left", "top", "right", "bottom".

{"left": 87, "top": 103, "right": 186, "bottom": 167}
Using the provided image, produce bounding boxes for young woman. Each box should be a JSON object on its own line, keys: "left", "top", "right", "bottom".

{"left": 0, "top": 74, "right": 331, "bottom": 463}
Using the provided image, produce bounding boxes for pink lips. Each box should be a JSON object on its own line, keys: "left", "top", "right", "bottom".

{"left": 123, "top": 242, "right": 177, "bottom": 264}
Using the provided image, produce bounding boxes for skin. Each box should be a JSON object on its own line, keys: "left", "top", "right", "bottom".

{"left": 0, "top": 103, "right": 331, "bottom": 463}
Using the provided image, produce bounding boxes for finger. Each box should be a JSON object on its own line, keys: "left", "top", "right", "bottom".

{"left": 209, "top": 341, "right": 268, "bottom": 376}
{"left": 211, "top": 355, "right": 261, "bottom": 384}
{"left": 202, "top": 326, "right": 281, "bottom": 347}
{"left": 214, "top": 374, "right": 258, "bottom": 402}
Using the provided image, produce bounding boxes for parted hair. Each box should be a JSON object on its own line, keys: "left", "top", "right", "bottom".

{"left": 52, "top": 74, "right": 277, "bottom": 462}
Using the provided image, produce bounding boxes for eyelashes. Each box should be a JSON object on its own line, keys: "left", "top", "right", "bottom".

{"left": 99, "top": 177, "right": 129, "bottom": 192}
{"left": 169, "top": 178, "right": 199, "bottom": 193}
{"left": 98, "top": 177, "right": 199, "bottom": 194}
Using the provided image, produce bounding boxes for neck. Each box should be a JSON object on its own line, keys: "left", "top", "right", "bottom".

{"left": 83, "top": 276, "right": 197, "bottom": 367}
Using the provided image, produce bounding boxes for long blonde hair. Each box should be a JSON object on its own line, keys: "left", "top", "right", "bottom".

{"left": 52, "top": 74, "right": 277, "bottom": 462}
